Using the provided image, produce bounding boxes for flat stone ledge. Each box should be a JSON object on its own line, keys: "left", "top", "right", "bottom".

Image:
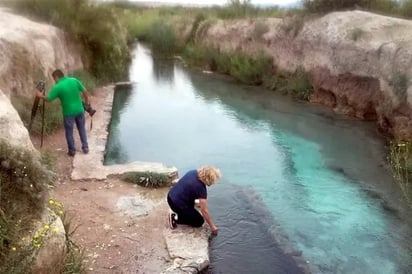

{"left": 162, "top": 226, "right": 210, "bottom": 274}
{"left": 71, "top": 85, "right": 177, "bottom": 180}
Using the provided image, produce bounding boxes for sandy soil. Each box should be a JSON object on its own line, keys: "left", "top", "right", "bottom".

{"left": 31, "top": 93, "right": 172, "bottom": 274}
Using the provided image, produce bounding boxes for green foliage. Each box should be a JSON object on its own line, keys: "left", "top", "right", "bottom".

{"left": 389, "top": 141, "right": 412, "bottom": 202}
{"left": 286, "top": 68, "right": 313, "bottom": 100}
{"left": 184, "top": 46, "right": 271, "bottom": 85}
{"left": 122, "top": 171, "right": 174, "bottom": 188}
{"left": 13, "top": 0, "right": 130, "bottom": 82}
{"left": 61, "top": 212, "right": 86, "bottom": 274}
{"left": 400, "top": 0, "right": 412, "bottom": 17}
{"left": 302, "top": 0, "right": 371, "bottom": 12}
{"left": 11, "top": 96, "right": 63, "bottom": 136}
{"left": 40, "top": 149, "right": 57, "bottom": 173}
{"left": 146, "top": 20, "right": 178, "bottom": 56}
{"left": 0, "top": 140, "right": 53, "bottom": 272}
{"left": 70, "top": 70, "right": 97, "bottom": 94}
{"left": 186, "top": 13, "right": 207, "bottom": 45}
{"left": 264, "top": 68, "right": 313, "bottom": 100}
{"left": 229, "top": 52, "right": 272, "bottom": 85}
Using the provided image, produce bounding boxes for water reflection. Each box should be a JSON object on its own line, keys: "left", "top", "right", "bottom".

{"left": 105, "top": 86, "right": 133, "bottom": 164}
{"left": 105, "top": 44, "right": 412, "bottom": 274}
{"left": 152, "top": 57, "right": 174, "bottom": 85}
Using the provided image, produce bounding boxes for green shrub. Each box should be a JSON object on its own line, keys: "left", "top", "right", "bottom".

{"left": 389, "top": 141, "right": 412, "bottom": 201}
{"left": 0, "top": 140, "right": 53, "bottom": 272}
{"left": 70, "top": 70, "right": 97, "bottom": 94}
{"left": 286, "top": 68, "right": 313, "bottom": 100}
{"left": 14, "top": 0, "right": 130, "bottom": 82}
{"left": 229, "top": 52, "right": 272, "bottom": 85}
{"left": 122, "top": 171, "right": 174, "bottom": 188}
{"left": 185, "top": 13, "right": 207, "bottom": 45}
{"left": 146, "top": 19, "right": 178, "bottom": 56}
{"left": 302, "top": 0, "right": 371, "bottom": 13}
{"left": 11, "top": 95, "right": 63, "bottom": 136}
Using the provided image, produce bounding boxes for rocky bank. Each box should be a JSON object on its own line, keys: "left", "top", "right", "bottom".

{"left": 194, "top": 11, "right": 412, "bottom": 140}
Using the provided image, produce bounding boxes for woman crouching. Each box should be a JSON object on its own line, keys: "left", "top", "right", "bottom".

{"left": 167, "top": 166, "right": 221, "bottom": 234}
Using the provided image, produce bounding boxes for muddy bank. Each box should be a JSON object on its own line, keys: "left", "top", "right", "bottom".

{"left": 192, "top": 11, "right": 412, "bottom": 140}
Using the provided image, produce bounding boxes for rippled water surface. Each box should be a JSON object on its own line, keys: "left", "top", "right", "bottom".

{"left": 105, "top": 44, "right": 412, "bottom": 274}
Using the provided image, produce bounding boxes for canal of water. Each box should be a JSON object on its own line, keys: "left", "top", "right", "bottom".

{"left": 105, "top": 44, "right": 412, "bottom": 274}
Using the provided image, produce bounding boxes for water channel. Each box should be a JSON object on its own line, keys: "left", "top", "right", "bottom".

{"left": 105, "top": 44, "right": 412, "bottom": 273}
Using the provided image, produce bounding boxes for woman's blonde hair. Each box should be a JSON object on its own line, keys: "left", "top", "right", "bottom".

{"left": 197, "top": 166, "right": 221, "bottom": 186}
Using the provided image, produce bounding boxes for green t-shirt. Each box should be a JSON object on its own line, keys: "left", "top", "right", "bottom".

{"left": 46, "top": 77, "right": 85, "bottom": 116}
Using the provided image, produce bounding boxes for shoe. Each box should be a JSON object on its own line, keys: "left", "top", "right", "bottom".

{"left": 83, "top": 148, "right": 89, "bottom": 154}
{"left": 68, "top": 151, "right": 76, "bottom": 157}
{"left": 168, "top": 212, "right": 177, "bottom": 229}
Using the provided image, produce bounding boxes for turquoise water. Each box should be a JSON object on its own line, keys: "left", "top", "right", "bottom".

{"left": 105, "top": 44, "right": 412, "bottom": 273}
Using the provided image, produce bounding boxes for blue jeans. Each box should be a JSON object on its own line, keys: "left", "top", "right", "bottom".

{"left": 64, "top": 112, "right": 88, "bottom": 153}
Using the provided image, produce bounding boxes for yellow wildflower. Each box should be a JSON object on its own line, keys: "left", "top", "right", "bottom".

{"left": 48, "top": 199, "right": 55, "bottom": 205}
{"left": 44, "top": 225, "right": 50, "bottom": 230}
{"left": 53, "top": 227, "right": 59, "bottom": 233}
{"left": 11, "top": 247, "right": 16, "bottom": 252}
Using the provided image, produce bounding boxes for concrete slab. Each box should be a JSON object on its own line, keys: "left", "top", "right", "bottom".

{"left": 162, "top": 226, "right": 210, "bottom": 274}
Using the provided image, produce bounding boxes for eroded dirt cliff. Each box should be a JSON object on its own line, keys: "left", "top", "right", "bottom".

{"left": 0, "top": 8, "right": 83, "bottom": 98}
{"left": 196, "top": 11, "right": 412, "bottom": 140}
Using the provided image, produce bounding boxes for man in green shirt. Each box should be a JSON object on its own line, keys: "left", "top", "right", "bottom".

{"left": 36, "top": 69, "right": 90, "bottom": 156}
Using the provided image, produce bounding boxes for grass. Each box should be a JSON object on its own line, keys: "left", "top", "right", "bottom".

{"left": 11, "top": 95, "right": 63, "bottom": 136}
{"left": 13, "top": 0, "right": 130, "bottom": 82}
{"left": 389, "top": 141, "right": 412, "bottom": 202}
{"left": 61, "top": 212, "right": 86, "bottom": 274}
{"left": 122, "top": 171, "right": 175, "bottom": 188}
{"left": 70, "top": 70, "right": 98, "bottom": 94}
{"left": 0, "top": 140, "right": 53, "bottom": 273}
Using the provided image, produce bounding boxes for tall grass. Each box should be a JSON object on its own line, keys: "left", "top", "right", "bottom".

{"left": 11, "top": 95, "right": 63, "bottom": 136}
{"left": 389, "top": 141, "right": 412, "bottom": 202}
{"left": 13, "top": 0, "right": 130, "bottom": 82}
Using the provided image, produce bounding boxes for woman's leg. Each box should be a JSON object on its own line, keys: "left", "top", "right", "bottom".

{"left": 167, "top": 196, "right": 204, "bottom": 227}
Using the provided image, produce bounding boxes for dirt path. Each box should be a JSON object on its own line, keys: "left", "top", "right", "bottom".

{"left": 31, "top": 91, "right": 172, "bottom": 273}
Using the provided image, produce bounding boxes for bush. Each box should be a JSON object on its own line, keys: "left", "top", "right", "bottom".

{"left": 11, "top": 95, "right": 63, "bottom": 136}
{"left": 146, "top": 19, "right": 178, "bottom": 56}
{"left": 0, "top": 140, "right": 53, "bottom": 272}
{"left": 286, "top": 68, "right": 313, "bottom": 100}
{"left": 389, "top": 141, "right": 412, "bottom": 201}
{"left": 302, "top": 0, "right": 371, "bottom": 12}
{"left": 229, "top": 52, "right": 272, "bottom": 85}
{"left": 70, "top": 70, "right": 97, "bottom": 94}
{"left": 13, "top": 0, "right": 130, "bottom": 82}
{"left": 122, "top": 171, "right": 174, "bottom": 188}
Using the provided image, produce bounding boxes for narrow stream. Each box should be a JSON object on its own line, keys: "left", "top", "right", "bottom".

{"left": 105, "top": 44, "right": 412, "bottom": 273}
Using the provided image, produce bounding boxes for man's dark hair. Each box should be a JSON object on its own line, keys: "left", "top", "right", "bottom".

{"left": 52, "top": 69, "right": 64, "bottom": 79}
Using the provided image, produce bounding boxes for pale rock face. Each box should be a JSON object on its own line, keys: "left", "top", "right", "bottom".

{"left": 198, "top": 11, "right": 412, "bottom": 139}
{"left": 0, "top": 88, "right": 34, "bottom": 151}
{"left": 0, "top": 8, "right": 83, "bottom": 98}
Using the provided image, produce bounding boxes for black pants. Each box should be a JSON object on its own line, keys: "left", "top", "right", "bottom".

{"left": 167, "top": 195, "right": 204, "bottom": 227}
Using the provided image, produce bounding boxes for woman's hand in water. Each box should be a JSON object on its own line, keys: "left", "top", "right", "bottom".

{"left": 211, "top": 225, "right": 219, "bottom": 235}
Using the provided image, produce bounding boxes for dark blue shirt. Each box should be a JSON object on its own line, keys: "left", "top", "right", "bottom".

{"left": 168, "top": 170, "right": 207, "bottom": 209}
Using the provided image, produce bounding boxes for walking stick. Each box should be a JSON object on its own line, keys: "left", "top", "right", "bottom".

{"left": 40, "top": 88, "right": 45, "bottom": 147}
